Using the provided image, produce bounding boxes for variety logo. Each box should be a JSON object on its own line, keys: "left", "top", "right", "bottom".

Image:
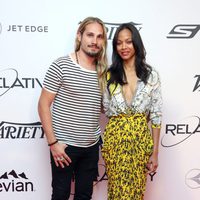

{"left": 185, "top": 169, "right": 200, "bottom": 189}
{"left": 94, "top": 163, "right": 108, "bottom": 186}
{"left": 193, "top": 75, "right": 200, "bottom": 92}
{"left": 149, "top": 172, "right": 156, "bottom": 181}
{"left": 161, "top": 116, "right": 200, "bottom": 147}
{"left": 0, "top": 68, "right": 42, "bottom": 97}
{"left": 78, "top": 21, "right": 142, "bottom": 41}
{"left": 0, "top": 121, "right": 44, "bottom": 139}
{"left": 167, "top": 24, "right": 200, "bottom": 39}
{"left": 70, "top": 162, "right": 156, "bottom": 196}
{"left": 0, "top": 170, "right": 35, "bottom": 192}
{"left": 104, "top": 22, "right": 142, "bottom": 40}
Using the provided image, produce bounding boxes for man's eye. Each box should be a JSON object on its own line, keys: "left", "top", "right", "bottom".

{"left": 87, "top": 33, "right": 93, "bottom": 37}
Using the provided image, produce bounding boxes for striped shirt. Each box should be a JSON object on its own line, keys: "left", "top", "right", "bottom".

{"left": 43, "top": 55, "right": 102, "bottom": 147}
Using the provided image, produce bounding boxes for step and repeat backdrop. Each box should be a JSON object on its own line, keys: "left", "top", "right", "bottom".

{"left": 0, "top": 0, "right": 199, "bottom": 199}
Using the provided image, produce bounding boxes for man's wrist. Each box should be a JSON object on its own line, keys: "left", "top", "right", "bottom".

{"left": 48, "top": 140, "right": 58, "bottom": 146}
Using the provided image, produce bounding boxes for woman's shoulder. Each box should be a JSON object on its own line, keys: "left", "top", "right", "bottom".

{"left": 147, "top": 67, "right": 161, "bottom": 84}
{"left": 106, "top": 70, "right": 111, "bottom": 81}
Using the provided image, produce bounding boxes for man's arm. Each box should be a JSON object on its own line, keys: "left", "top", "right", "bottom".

{"left": 38, "top": 88, "right": 57, "bottom": 144}
{"left": 38, "top": 88, "right": 71, "bottom": 168}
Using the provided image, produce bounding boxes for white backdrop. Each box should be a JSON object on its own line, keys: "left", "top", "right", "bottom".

{"left": 0, "top": 0, "right": 200, "bottom": 199}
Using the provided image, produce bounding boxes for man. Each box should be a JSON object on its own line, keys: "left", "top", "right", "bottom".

{"left": 38, "top": 17, "right": 108, "bottom": 200}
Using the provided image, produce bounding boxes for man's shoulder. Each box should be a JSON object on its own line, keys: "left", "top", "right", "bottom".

{"left": 53, "top": 55, "right": 71, "bottom": 64}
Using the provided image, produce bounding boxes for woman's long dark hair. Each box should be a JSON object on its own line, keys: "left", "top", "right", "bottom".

{"left": 107, "top": 23, "right": 152, "bottom": 94}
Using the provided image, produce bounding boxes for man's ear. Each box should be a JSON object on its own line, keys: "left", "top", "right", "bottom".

{"left": 77, "top": 31, "right": 81, "bottom": 42}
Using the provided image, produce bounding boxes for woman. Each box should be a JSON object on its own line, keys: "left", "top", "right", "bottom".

{"left": 102, "top": 23, "right": 162, "bottom": 200}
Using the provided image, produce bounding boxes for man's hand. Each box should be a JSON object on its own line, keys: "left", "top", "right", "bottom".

{"left": 50, "top": 143, "right": 72, "bottom": 168}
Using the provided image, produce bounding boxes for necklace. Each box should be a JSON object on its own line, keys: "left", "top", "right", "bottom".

{"left": 75, "top": 51, "right": 79, "bottom": 64}
{"left": 75, "top": 51, "right": 97, "bottom": 70}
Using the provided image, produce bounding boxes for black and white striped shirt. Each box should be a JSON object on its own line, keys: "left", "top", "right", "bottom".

{"left": 43, "top": 55, "right": 102, "bottom": 147}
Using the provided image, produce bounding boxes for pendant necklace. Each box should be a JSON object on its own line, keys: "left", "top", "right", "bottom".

{"left": 75, "top": 51, "right": 97, "bottom": 71}
{"left": 75, "top": 51, "right": 79, "bottom": 64}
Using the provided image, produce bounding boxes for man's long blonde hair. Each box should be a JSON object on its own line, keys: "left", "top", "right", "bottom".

{"left": 75, "top": 16, "right": 108, "bottom": 92}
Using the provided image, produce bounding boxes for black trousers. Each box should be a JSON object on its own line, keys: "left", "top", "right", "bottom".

{"left": 50, "top": 142, "right": 99, "bottom": 200}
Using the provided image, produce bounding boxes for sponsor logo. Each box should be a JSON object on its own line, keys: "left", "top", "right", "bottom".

{"left": 7, "top": 25, "right": 48, "bottom": 33}
{"left": 161, "top": 116, "right": 200, "bottom": 147}
{"left": 149, "top": 172, "right": 156, "bottom": 181}
{"left": 0, "top": 68, "right": 42, "bottom": 97}
{"left": 0, "top": 23, "right": 2, "bottom": 34}
{"left": 70, "top": 163, "right": 108, "bottom": 196}
{"left": 104, "top": 22, "right": 142, "bottom": 40}
{"left": 0, "top": 170, "right": 35, "bottom": 192}
{"left": 185, "top": 169, "right": 200, "bottom": 189}
{"left": 70, "top": 162, "right": 156, "bottom": 196}
{"left": 79, "top": 21, "right": 142, "bottom": 40}
{"left": 167, "top": 24, "right": 200, "bottom": 39}
{"left": 0, "top": 121, "right": 44, "bottom": 139}
{"left": 0, "top": 23, "right": 48, "bottom": 34}
{"left": 94, "top": 163, "right": 108, "bottom": 185}
{"left": 193, "top": 75, "right": 200, "bottom": 92}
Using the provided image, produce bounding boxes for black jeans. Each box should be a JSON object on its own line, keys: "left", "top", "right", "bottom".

{"left": 50, "top": 142, "right": 99, "bottom": 200}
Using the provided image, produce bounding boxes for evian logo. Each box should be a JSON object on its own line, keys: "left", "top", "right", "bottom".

{"left": 185, "top": 169, "right": 200, "bottom": 189}
{"left": 0, "top": 170, "right": 35, "bottom": 192}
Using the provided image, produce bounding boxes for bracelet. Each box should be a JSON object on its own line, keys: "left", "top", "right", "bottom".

{"left": 48, "top": 140, "right": 58, "bottom": 146}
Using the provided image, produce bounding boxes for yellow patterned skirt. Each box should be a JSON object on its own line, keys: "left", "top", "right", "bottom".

{"left": 101, "top": 113, "right": 153, "bottom": 200}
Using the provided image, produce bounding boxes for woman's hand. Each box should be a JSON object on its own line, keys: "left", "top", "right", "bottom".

{"left": 146, "top": 152, "right": 158, "bottom": 174}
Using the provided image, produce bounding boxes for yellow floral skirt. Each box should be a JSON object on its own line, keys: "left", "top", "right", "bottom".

{"left": 101, "top": 113, "right": 153, "bottom": 200}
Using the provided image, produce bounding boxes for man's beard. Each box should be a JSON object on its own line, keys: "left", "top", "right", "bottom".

{"left": 82, "top": 46, "right": 101, "bottom": 58}
{"left": 86, "top": 51, "right": 100, "bottom": 57}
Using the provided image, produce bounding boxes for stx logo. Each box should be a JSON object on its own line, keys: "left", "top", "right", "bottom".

{"left": 167, "top": 24, "right": 200, "bottom": 39}
{"left": 193, "top": 75, "right": 200, "bottom": 92}
{"left": 0, "top": 121, "right": 44, "bottom": 139}
{"left": 104, "top": 22, "right": 142, "bottom": 40}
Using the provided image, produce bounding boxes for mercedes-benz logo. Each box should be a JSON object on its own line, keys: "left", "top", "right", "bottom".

{"left": 185, "top": 168, "right": 200, "bottom": 189}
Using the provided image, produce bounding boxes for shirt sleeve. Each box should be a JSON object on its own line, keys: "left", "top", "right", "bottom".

{"left": 149, "top": 70, "right": 162, "bottom": 129}
{"left": 103, "top": 86, "right": 110, "bottom": 115}
{"left": 103, "top": 71, "right": 111, "bottom": 115}
{"left": 43, "top": 60, "right": 63, "bottom": 93}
